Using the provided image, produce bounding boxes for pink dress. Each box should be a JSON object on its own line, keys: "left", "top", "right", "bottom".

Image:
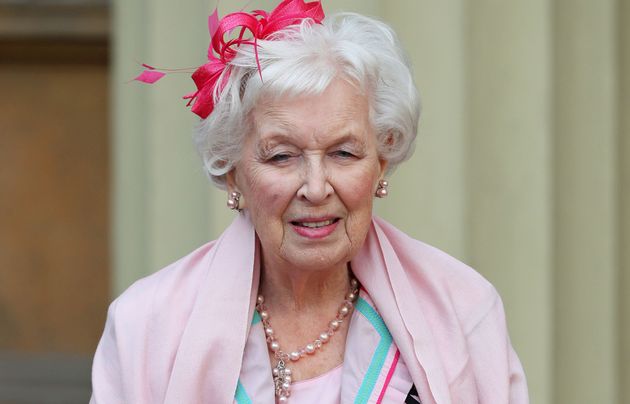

{"left": 289, "top": 365, "right": 343, "bottom": 403}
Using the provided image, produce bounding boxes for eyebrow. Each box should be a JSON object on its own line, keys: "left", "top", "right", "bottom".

{"left": 327, "top": 134, "right": 368, "bottom": 151}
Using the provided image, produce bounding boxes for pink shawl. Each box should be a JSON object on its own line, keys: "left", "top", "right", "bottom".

{"left": 91, "top": 214, "right": 528, "bottom": 403}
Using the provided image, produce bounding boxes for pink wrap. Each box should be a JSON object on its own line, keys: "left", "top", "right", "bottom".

{"left": 90, "top": 214, "right": 528, "bottom": 403}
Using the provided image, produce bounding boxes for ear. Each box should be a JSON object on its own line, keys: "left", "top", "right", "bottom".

{"left": 378, "top": 157, "right": 389, "bottom": 179}
{"left": 226, "top": 168, "right": 238, "bottom": 193}
{"left": 378, "top": 131, "right": 394, "bottom": 178}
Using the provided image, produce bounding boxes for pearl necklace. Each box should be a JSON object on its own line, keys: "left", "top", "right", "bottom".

{"left": 255, "top": 277, "right": 360, "bottom": 402}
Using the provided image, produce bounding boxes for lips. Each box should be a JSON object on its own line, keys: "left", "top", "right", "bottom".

{"left": 292, "top": 218, "right": 337, "bottom": 228}
{"left": 290, "top": 217, "right": 340, "bottom": 239}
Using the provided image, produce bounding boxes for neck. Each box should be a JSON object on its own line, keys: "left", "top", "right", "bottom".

{"left": 259, "top": 260, "right": 351, "bottom": 314}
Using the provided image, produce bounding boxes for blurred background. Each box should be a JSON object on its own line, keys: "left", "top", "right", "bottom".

{"left": 0, "top": 0, "right": 628, "bottom": 403}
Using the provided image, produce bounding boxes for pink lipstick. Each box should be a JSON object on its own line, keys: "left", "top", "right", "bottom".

{"left": 290, "top": 218, "right": 339, "bottom": 239}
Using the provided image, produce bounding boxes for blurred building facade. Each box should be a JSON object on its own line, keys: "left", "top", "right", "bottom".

{"left": 0, "top": 0, "right": 109, "bottom": 402}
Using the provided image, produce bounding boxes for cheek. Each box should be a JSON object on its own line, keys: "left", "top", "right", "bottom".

{"left": 351, "top": 178, "right": 377, "bottom": 200}
{"left": 339, "top": 162, "right": 380, "bottom": 205}
{"left": 344, "top": 183, "right": 374, "bottom": 219}
{"left": 337, "top": 165, "right": 379, "bottom": 238}
{"left": 240, "top": 165, "right": 296, "bottom": 218}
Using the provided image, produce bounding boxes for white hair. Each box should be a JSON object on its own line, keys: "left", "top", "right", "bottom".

{"left": 193, "top": 12, "right": 421, "bottom": 189}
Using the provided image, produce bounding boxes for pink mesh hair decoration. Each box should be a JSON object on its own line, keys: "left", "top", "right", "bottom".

{"left": 134, "top": 0, "right": 325, "bottom": 119}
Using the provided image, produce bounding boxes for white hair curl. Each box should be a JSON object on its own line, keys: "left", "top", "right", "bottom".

{"left": 193, "top": 12, "right": 421, "bottom": 189}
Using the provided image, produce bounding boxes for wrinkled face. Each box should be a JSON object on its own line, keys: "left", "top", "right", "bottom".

{"left": 228, "top": 79, "right": 387, "bottom": 273}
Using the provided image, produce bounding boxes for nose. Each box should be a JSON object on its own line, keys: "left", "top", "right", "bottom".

{"left": 296, "top": 157, "right": 333, "bottom": 204}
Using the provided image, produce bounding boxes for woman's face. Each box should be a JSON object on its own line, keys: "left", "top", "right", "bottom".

{"left": 229, "top": 79, "right": 387, "bottom": 273}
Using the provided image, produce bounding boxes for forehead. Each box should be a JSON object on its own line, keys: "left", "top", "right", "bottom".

{"left": 250, "top": 79, "right": 373, "bottom": 146}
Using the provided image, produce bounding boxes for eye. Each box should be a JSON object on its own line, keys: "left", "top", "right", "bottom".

{"left": 268, "top": 153, "right": 293, "bottom": 163}
{"left": 331, "top": 150, "right": 356, "bottom": 159}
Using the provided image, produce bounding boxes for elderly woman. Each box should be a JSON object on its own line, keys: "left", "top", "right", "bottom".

{"left": 91, "top": 1, "right": 528, "bottom": 403}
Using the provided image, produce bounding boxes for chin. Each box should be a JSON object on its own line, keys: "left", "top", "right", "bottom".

{"left": 282, "top": 246, "right": 352, "bottom": 273}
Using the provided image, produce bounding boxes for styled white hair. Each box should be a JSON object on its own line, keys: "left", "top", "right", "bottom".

{"left": 193, "top": 12, "right": 421, "bottom": 189}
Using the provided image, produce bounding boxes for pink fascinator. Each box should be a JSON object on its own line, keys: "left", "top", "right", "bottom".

{"left": 134, "top": 0, "right": 325, "bottom": 119}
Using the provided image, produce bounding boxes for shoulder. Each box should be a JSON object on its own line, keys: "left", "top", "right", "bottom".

{"left": 111, "top": 240, "right": 217, "bottom": 328}
{"left": 369, "top": 218, "right": 527, "bottom": 401}
{"left": 372, "top": 217, "right": 500, "bottom": 332}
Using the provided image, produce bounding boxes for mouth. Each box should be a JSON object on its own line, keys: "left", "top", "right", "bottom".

{"left": 290, "top": 218, "right": 339, "bottom": 228}
{"left": 290, "top": 217, "right": 340, "bottom": 239}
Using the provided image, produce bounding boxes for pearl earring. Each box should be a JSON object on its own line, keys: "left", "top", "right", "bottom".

{"left": 375, "top": 180, "right": 389, "bottom": 198}
{"left": 227, "top": 191, "right": 241, "bottom": 210}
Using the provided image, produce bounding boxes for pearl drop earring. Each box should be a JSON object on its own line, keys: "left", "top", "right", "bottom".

{"left": 375, "top": 180, "right": 389, "bottom": 198}
{"left": 227, "top": 191, "right": 241, "bottom": 210}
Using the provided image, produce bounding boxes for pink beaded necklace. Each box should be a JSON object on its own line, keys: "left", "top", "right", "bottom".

{"left": 255, "top": 277, "right": 360, "bottom": 402}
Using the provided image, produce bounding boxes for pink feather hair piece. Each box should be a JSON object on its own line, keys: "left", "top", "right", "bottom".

{"left": 133, "top": 0, "right": 325, "bottom": 119}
